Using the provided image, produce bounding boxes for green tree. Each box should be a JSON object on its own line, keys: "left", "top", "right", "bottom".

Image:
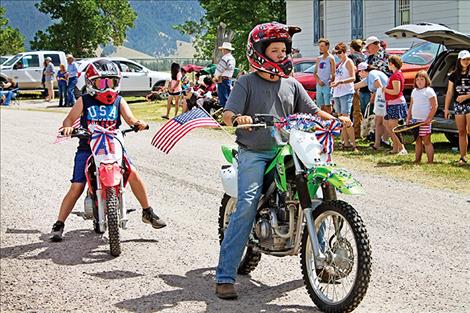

{"left": 175, "top": 0, "right": 286, "bottom": 70}
{"left": 31, "top": 0, "right": 136, "bottom": 57}
{"left": 0, "top": 7, "right": 25, "bottom": 55}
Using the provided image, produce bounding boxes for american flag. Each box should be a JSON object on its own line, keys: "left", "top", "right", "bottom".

{"left": 53, "top": 117, "right": 81, "bottom": 143}
{"left": 151, "top": 108, "right": 219, "bottom": 154}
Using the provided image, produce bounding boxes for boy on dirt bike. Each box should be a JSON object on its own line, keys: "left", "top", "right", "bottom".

{"left": 51, "top": 59, "right": 166, "bottom": 242}
{"left": 215, "top": 22, "right": 351, "bottom": 299}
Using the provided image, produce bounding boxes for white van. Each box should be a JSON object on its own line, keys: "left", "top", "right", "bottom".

{"left": 0, "top": 51, "right": 67, "bottom": 89}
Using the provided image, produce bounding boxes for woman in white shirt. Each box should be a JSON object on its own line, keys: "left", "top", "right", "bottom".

{"left": 331, "top": 42, "right": 357, "bottom": 151}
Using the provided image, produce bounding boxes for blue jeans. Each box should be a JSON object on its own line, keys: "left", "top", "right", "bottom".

{"left": 0, "top": 91, "right": 13, "bottom": 106}
{"left": 333, "top": 93, "right": 354, "bottom": 115}
{"left": 58, "top": 81, "right": 68, "bottom": 106}
{"left": 217, "top": 79, "right": 232, "bottom": 108}
{"left": 216, "top": 148, "right": 277, "bottom": 284}
{"left": 67, "top": 77, "right": 78, "bottom": 106}
{"left": 316, "top": 83, "right": 331, "bottom": 106}
{"left": 360, "top": 91, "right": 371, "bottom": 115}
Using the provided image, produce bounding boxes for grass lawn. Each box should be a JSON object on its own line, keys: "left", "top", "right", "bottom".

{"left": 333, "top": 134, "right": 469, "bottom": 194}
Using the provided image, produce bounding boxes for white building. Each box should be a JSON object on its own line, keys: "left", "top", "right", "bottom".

{"left": 286, "top": 0, "right": 470, "bottom": 57}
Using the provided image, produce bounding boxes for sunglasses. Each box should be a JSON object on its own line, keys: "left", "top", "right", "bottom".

{"left": 334, "top": 51, "right": 344, "bottom": 55}
{"left": 92, "top": 77, "right": 119, "bottom": 90}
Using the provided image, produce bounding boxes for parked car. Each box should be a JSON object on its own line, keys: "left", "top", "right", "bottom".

{"left": 293, "top": 63, "right": 316, "bottom": 100}
{"left": 293, "top": 57, "right": 318, "bottom": 74}
{"left": 0, "top": 51, "right": 67, "bottom": 89}
{"left": 386, "top": 48, "right": 408, "bottom": 56}
{"left": 0, "top": 55, "right": 14, "bottom": 65}
{"left": 386, "top": 22, "right": 470, "bottom": 145}
{"left": 76, "top": 57, "right": 170, "bottom": 97}
{"left": 399, "top": 41, "right": 442, "bottom": 91}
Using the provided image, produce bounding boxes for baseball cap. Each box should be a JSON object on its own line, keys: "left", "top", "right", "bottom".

{"left": 357, "top": 62, "right": 368, "bottom": 71}
{"left": 365, "top": 36, "right": 380, "bottom": 48}
{"left": 66, "top": 54, "right": 74, "bottom": 59}
{"left": 458, "top": 50, "right": 470, "bottom": 59}
{"left": 45, "top": 57, "right": 52, "bottom": 61}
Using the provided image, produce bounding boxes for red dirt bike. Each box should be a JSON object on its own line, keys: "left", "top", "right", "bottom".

{"left": 70, "top": 124, "right": 148, "bottom": 257}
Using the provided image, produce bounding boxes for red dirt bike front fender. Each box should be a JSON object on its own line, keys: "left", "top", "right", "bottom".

{"left": 98, "top": 163, "right": 122, "bottom": 187}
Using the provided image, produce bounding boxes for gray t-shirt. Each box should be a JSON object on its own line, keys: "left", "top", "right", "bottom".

{"left": 225, "top": 72, "right": 320, "bottom": 151}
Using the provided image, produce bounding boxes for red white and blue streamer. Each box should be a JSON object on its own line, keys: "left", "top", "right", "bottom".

{"left": 91, "top": 125, "right": 116, "bottom": 156}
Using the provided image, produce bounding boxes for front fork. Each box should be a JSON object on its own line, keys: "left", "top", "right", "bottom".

{"left": 95, "top": 172, "right": 127, "bottom": 232}
{"left": 292, "top": 153, "right": 326, "bottom": 265}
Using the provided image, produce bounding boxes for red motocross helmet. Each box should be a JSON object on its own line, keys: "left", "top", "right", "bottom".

{"left": 85, "top": 59, "right": 121, "bottom": 104}
{"left": 247, "top": 22, "right": 301, "bottom": 78}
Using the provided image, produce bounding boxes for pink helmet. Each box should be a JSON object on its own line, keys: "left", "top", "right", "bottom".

{"left": 85, "top": 59, "right": 121, "bottom": 104}
{"left": 246, "top": 22, "right": 301, "bottom": 78}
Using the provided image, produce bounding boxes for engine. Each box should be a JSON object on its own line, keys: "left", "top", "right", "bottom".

{"left": 254, "top": 192, "right": 299, "bottom": 252}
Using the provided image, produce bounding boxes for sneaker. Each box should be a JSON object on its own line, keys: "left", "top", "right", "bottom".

{"left": 142, "top": 207, "right": 167, "bottom": 229}
{"left": 397, "top": 148, "right": 408, "bottom": 156}
{"left": 51, "top": 221, "right": 64, "bottom": 242}
{"left": 215, "top": 283, "right": 238, "bottom": 300}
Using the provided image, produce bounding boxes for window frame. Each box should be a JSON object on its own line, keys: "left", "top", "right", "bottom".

{"left": 395, "top": 0, "right": 411, "bottom": 26}
{"left": 351, "top": 0, "right": 364, "bottom": 40}
{"left": 313, "top": 0, "right": 326, "bottom": 44}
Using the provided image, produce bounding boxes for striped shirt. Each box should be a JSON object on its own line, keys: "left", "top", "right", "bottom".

{"left": 214, "top": 53, "right": 236, "bottom": 78}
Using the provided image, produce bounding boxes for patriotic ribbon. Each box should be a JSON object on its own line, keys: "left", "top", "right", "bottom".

{"left": 275, "top": 114, "right": 342, "bottom": 159}
{"left": 314, "top": 119, "right": 342, "bottom": 155}
{"left": 90, "top": 125, "right": 116, "bottom": 156}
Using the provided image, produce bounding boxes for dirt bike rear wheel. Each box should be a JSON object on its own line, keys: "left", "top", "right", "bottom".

{"left": 106, "top": 187, "right": 121, "bottom": 257}
{"left": 300, "top": 200, "right": 371, "bottom": 313}
{"left": 218, "top": 194, "right": 261, "bottom": 275}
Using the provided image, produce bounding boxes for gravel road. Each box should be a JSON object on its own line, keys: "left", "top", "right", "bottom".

{"left": 1, "top": 108, "right": 469, "bottom": 312}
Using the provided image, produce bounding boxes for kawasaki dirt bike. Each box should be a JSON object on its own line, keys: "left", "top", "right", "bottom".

{"left": 219, "top": 114, "right": 371, "bottom": 313}
{"left": 69, "top": 124, "right": 148, "bottom": 257}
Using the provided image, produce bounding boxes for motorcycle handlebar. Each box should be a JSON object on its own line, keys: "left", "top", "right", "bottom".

{"left": 62, "top": 124, "right": 150, "bottom": 138}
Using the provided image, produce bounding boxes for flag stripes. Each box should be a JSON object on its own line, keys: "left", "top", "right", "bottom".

{"left": 151, "top": 108, "right": 219, "bottom": 154}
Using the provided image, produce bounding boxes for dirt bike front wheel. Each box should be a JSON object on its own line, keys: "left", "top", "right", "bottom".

{"left": 106, "top": 187, "right": 121, "bottom": 257}
{"left": 300, "top": 200, "right": 371, "bottom": 313}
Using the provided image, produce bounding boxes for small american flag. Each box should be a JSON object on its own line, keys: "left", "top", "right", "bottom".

{"left": 151, "top": 108, "right": 219, "bottom": 154}
{"left": 53, "top": 117, "right": 81, "bottom": 143}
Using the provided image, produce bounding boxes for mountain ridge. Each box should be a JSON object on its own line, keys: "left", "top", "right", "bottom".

{"left": 2, "top": 0, "right": 204, "bottom": 56}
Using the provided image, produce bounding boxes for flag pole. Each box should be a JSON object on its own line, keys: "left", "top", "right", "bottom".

{"left": 196, "top": 101, "right": 236, "bottom": 142}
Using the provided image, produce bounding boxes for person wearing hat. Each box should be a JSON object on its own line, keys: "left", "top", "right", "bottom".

{"left": 355, "top": 62, "right": 389, "bottom": 150}
{"left": 66, "top": 54, "right": 79, "bottom": 107}
{"left": 365, "top": 36, "right": 392, "bottom": 77}
{"left": 213, "top": 42, "right": 236, "bottom": 108}
{"left": 44, "top": 57, "right": 55, "bottom": 102}
{"left": 444, "top": 50, "right": 470, "bottom": 165}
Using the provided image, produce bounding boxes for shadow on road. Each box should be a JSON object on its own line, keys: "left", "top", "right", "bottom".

{"left": 115, "top": 267, "right": 319, "bottom": 313}
{"left": 1, "top": 228, "right": 156, "bottom": 266}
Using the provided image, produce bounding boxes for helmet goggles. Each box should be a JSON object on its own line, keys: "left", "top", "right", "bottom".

{"left": 91, "top": 77, "right": 120, "bottom": 91}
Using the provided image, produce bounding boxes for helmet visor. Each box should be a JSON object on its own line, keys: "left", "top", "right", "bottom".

{"left": 92, "top": 77, "right": 119, "bottom": 91}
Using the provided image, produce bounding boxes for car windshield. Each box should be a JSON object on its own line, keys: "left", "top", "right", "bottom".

{"left": 3, "top": 54, "right": 22, "bottom": 67}
{"left": 401, "top": 42, "right": 441, "bottom": 65}
{"left": 304, "top": 64, "right": 315, "bottom": 73}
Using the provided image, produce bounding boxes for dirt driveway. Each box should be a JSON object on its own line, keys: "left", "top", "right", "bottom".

{"left": 1, "top": 108, "right": 468, "bottom": 312}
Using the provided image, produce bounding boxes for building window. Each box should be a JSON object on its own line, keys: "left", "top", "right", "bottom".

{"left": 351, "top": 0, "right": 363, "bottom": 39}
{"left": 395, "top": 0, "right": 411, "bottom": 26}
{"left": 313, "top": 0, "right": 325, "bottom": 43}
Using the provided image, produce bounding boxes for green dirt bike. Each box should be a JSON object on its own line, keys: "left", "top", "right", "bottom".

{"left": 218, "top": 114, "right": 371, "bottom": 313}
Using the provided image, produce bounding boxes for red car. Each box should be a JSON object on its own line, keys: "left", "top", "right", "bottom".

{"left": 293, "top": 65, "right": 316, "bottom": 100}
{"left": 293, "top": 58, "right": 317, "bottom": 100}
{"left": 397, "top": 42, "right": 441, "bottom": 90}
